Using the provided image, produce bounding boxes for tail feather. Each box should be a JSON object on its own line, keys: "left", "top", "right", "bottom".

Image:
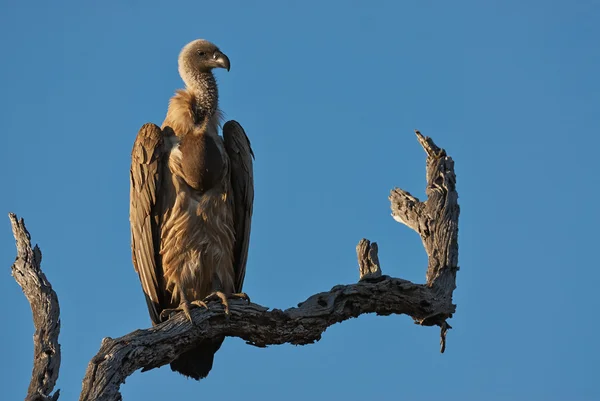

{"left": 170, "top": 337, "right": 225, "bottom": 380}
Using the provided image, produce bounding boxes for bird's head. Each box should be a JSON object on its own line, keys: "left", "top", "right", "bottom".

{"left": 178, "top": 39, "right": 230, "bottom": 74}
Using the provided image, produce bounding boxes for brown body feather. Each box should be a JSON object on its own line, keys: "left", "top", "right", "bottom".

{"left": 159, "top": 89, "right": 236, "bottom": 308}
{"left": 130, "top": 40, "right": 253, "bottom": 380}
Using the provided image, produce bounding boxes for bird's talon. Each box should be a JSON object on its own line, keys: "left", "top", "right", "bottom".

{"left": 159, "top": 309, "right": 173, "bottom": 320}
{"left": 159, "top": 301, "right": 198, "bottom": 324}
{"left": 230, "top": 292, "right": 251, "bottom": 305}
{"left": 190, "top": 300, "right": 209, "bottom": 309}
{"left": 202, "top": 291, "right": 231, "bottom": 314}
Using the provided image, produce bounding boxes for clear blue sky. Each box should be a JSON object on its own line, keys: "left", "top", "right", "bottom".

{"left": 1, "top": 1, "right": 598, "bottom": 400}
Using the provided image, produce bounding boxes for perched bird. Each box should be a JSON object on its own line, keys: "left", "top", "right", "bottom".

{"left": 129, "top": 39, "right": 254, "bottom": 380}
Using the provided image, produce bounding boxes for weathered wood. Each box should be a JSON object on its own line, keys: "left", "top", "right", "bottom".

{"left": 9, "top": 213, "right": 61, "bottom": 401}
{"left": 9, "top": 131, "right": 460, "bottom": 401}
{"left": 79, "top": 277, "right": 454, "bottom": 401}
{"left": 356, "top": 238, "right": 382, "bottom": 281}
{"left": 389, "top": 130, "right": 460, "bottom": 345}
{"left": 390, "top": 130, "right": 459, "bottom": 293}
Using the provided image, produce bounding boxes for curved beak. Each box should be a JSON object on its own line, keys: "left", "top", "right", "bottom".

{"left": 213, "top": 51, "right": 230, "bottom": 71}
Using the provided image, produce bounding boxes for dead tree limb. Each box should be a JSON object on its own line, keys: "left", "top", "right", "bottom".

{"left": 9, "top": 131, "right": 459, "bottom": 401}
{"left": 356, "top": 239, "right": 382, "bottom": 281}
{"left": 9, "top": 213, "right": 61, "bottom": 401}
{"left": 390, "top": 131, "right": 459, "bottom": 293}
{"left": 389, "top": 130, "right": 460, "bottom": 346}
{"left": 79, "top": 275, "right": 455, "bottom": 401}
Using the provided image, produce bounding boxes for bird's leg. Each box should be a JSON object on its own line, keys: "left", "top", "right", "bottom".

{"left": 202, "top": 291, "right": 251, "bottom": 315}
{"left": 159, "top": 288, "right": 208, "bottom": 324}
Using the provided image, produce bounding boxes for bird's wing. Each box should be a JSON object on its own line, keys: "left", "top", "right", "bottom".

{"left": 223, "top": 120, "right": 254, "bottom": 293}
{"left": 130, "top": 123, "right": 167, "bottom": 325}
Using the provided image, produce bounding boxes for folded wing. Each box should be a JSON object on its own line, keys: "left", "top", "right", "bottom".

{"left": 223, "top": 120, "right": 254, "bottom": 293}
{"left": 129, "top": 123, "right": 167, "bottom": 325}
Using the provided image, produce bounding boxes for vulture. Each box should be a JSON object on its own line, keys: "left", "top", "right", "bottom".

{"left": 129, "top": 39, "right": 254, "bottom": 380}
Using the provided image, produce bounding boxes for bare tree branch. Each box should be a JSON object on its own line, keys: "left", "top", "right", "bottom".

{"left": 79, "top": 274, "right": 455, "bottom": 401}
{"left": 9, "top": 213, "right": 61, "bottom": 401}
{"left": 390, "top": 130, "right": 460, "bottom": 291}
{"left": 389, "top": 130, "right": 460, "bottom": 350}
{"left": 9, "top": 132, "right": 459, "bottom": 401}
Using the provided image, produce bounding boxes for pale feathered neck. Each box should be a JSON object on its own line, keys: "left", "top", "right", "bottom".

{"left": 179, "top": 63, "right": 219, "bottom": 120}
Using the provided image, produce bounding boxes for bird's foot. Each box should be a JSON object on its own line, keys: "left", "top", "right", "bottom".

{"left": 229, "top": 292, "right": 251, "bottom": 304}
{"left": 159, "top": 300, "right": 208, "bottom": 324}
{"left": 202, "top": 291, "right": 230, "bottom": 314}
{"left": 202, "top": 291, "right": 250, "bottom": 315}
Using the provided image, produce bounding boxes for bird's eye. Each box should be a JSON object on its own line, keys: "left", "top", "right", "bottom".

{"left": 198, "top": 51, "right": 206, "bottom": 56}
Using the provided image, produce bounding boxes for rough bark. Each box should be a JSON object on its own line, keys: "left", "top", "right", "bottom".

{"left": 8, "top": 132, "right": 459, "bottom": 401}
{"left": 79, "top": 276, "right": 455, "bottom": 401}
{"left": 356, "top": 239, "right": 382, "bottom": 281}
{"left": 390, "top": 131, "right": 459, "bottom": 299}
{"left": 9, "top": 213, "right": 61, "bottom": 401}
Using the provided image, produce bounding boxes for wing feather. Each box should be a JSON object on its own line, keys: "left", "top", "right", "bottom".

{"left": 223, "top": 120, "right": 254, "bottom": 293}
{"left": 130, "top": 123, "right": 166, "bottom": 324}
